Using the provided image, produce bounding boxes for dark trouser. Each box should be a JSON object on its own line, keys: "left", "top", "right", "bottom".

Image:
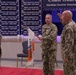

{"left": 63, "top": 58, "right": 76, "bottom": 75}
{"left": 42, "top": 49, "right": 56, "bottom": 75}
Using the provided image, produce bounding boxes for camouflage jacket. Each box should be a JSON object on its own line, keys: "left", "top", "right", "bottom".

{"left": 41, "top": 23, "right": 58, "bottom": 50}
{"left": 61, "top": 20, "right": 76, "bottom": 59}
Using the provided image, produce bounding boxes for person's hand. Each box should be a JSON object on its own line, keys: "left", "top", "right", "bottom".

{"left": 34, "top": 33, "right": 43, "bottom": 41}
{"left": 64, "top": 58, "right": 68, "bottom": 62}
{"left": 58, "top": 13, "right": 61, "bottom": 17}
{"left": 38, "top": 37, "right": 43, "bottom": 41}
{"left": 57, "top": 13, "right": 62, "bottom": 22}
{"left": 57, "top": 13, "right": 61, "bottom": 18}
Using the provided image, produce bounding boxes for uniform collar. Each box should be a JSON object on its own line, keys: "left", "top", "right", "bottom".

{"left": 68, "top": 20, "right": 75, "bottom": 25}
{"left": 45, "top": 23, "right": 52, "bottom": 27}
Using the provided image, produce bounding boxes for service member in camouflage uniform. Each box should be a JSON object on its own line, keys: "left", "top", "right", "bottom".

{"left": 58, "top": 10, "right": 76, "bottom": 75}
{"left": 37, "top": 14, "right": 58, "bottom": 75}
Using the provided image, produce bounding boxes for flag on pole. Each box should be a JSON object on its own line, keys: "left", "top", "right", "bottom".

{"left": 26, "top": 28, "right": 35, "bottom": 66}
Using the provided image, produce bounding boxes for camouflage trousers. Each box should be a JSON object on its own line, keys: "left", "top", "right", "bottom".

{"left": 63, "top": 58, "right": 76, "bottom": 75}
{"left": 42, "top": 49, "right": 56, "bottom": 75}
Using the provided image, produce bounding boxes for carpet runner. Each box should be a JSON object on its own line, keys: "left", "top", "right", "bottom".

{"left": 0, "top": 67, "right": 64, "bottom": 75}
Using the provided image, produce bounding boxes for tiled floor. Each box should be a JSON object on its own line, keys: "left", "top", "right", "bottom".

{"left": 1, "top": 60, "right": 63, "bottom": 70}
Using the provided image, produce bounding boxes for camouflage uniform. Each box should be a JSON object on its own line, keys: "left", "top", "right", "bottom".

{"left": 41, "top": 23, "right": 58, "bottom": 75}
{"left": 61, "top": 20, "right": 76, "bottom": 75}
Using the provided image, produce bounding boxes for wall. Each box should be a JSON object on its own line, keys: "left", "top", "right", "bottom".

{"left": 1, "top": 37, "right": 62, "bottom": 62}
